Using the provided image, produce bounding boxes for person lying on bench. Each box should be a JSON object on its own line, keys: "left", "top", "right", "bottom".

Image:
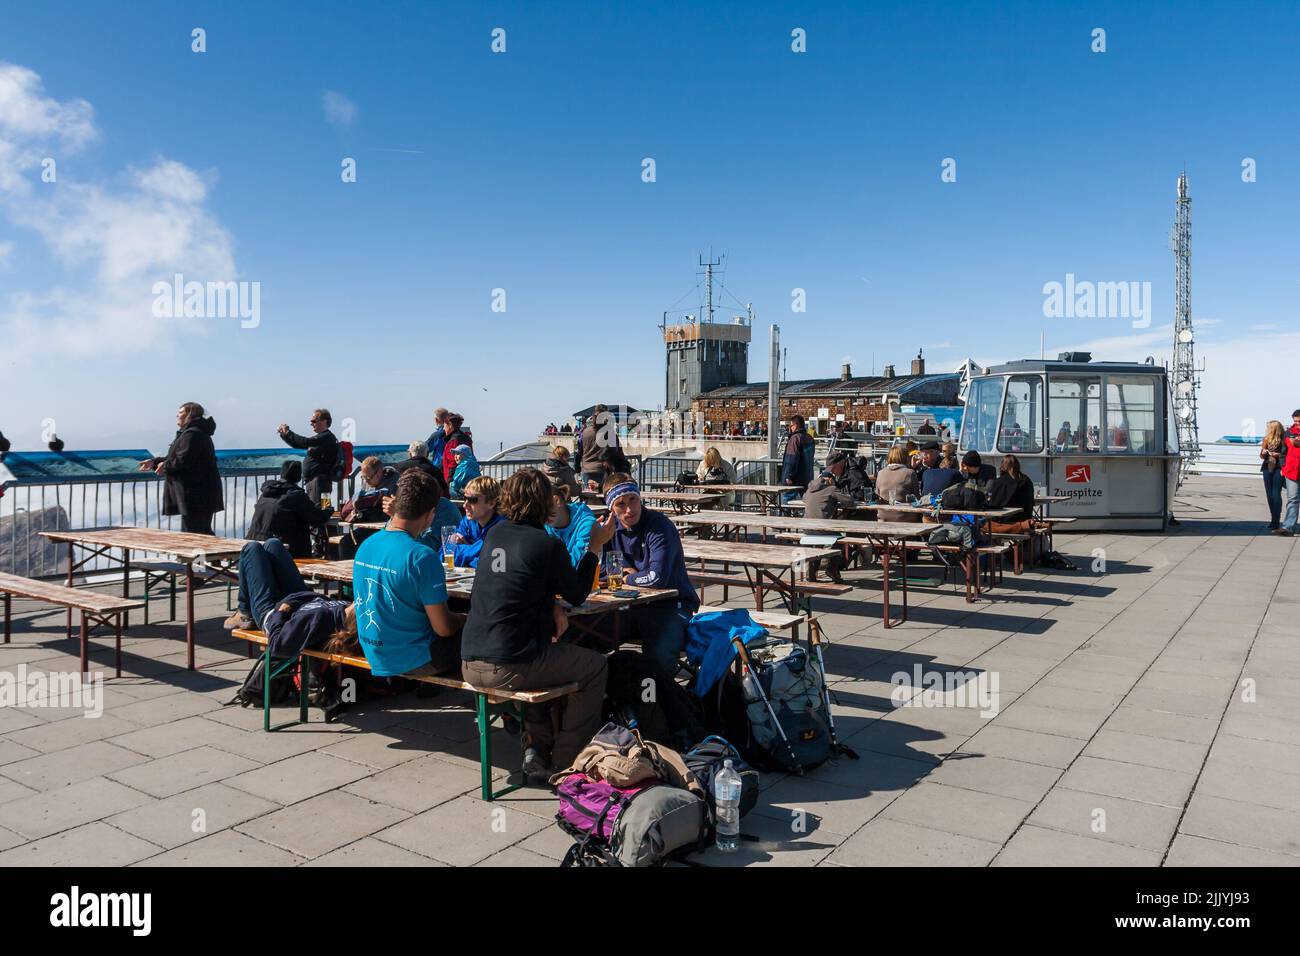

{"left": 461, "top": 468, "right": 616, "bottom": 781}
{"left": 354, "top": 469, "right": 466, "bottom": 679}
{"left": 602, "top": 473, "right": 700, "bottom": 681}
{"left": 225, "top": 537, "right": 313, "bottom": 631}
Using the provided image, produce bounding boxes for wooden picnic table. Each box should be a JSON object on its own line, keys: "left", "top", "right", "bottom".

{"left": 679, "top": 538, "right": 839, "bottom": 614}
{"left": 40, "top": 527, "right": 250, "bottom": 670}
{"left": 671, "top": 510, "right": 933, "bottom": 627}
{"left": 295, "top": 559, "right": 676, "bottom": 617}
{"left": 640, "top": 490, "right": 725, "bottom": 514}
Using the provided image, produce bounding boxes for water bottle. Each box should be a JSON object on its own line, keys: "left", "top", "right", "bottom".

{"left": 714, "top": 759, "right": 742, "bottom": 852}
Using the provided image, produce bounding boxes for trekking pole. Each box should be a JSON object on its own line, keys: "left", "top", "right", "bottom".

{"left": 808, "top": 618, "right": 857, "bottom": 760}
{"left": 732, "top": 637, "right": 803, "bottom": 774}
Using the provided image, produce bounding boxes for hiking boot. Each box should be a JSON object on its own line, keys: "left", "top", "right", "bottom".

{"left": 223, "top": 609, "right": 253, "bottom": 631}
{"left": 1279, "top": 528, "right": 1295, "bottom": 537}
{"left": 523, "top": 746, "right": 553, "bottom": 784}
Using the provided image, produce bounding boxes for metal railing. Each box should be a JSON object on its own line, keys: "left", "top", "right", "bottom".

{"left": 0, "top": 470, "right": 293, "bottom": 579}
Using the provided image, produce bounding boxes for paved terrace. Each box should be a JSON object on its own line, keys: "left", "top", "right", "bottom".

{"left": 0, "top": 475, "right": 1295, "bottom": 867}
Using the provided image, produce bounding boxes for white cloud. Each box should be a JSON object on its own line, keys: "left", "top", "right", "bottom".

{"left": 322, "top": 90, "right": 357, "bottom": 129}
{"left": 0, "top": 62, "right": 238, "bottom": 361}
{"left": 1010, "top": 320, "right": 1297, "bottom": 442}
{"left": 0, "top": 240, "right": 12, "bottom": 267}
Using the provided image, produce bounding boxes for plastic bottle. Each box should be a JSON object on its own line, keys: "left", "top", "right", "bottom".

{"left": 714, "top": 759, "right": 742, "bottom": 852}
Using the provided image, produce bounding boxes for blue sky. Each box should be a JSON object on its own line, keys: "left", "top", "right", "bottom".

{"left": 1, "top": 0, "right": 1297, "bottom": 455}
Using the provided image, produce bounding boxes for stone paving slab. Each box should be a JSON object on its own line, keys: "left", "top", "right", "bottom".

{"left": 1, "top": 476, "right": 1296, "bottom": 866}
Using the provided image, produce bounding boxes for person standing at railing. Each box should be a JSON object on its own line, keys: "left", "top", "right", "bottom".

{"left": 138, "top": 402, "right": 223, "bottom": 535}
{"left": 277, "top": 409, "right": 339, "bottom": 506}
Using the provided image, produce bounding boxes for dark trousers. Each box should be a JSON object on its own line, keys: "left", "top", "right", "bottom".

{"left": 463, "top": 643, "right": 607, "bottom": 770}
{"left": 237, "top": 539, "right": 308, "bottom": 626}
{"left": 1263, "top": 469, "right": 1285, "bottom": 528}
{"left": 578, "top": 604, "right": 691, "bottom": 683}
{"left": 181, "top": 511, "right": 215, "bottom": 535}
{"left": 403, "top": 631, "right": 463, "bottom": 680}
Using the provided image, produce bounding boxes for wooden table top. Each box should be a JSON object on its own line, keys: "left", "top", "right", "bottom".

{"left": 300, "top": 560, "right": 675, "bottom": 615}
{"left": 39, "top": 526, "right": 251, "bottom": 559}
{"left": 680, "top": 538, "right": 838, "bottom": 568}
{"left": 641, "top": 491, "right": 725, "bottom": 504}
{"left": 866, "top": 503, "right": 1022, "bottom": 520}
{"left": 671, "top": 510, "right": 933, "bottom": 539}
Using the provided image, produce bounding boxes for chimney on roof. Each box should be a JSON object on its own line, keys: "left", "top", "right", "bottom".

{"left": 911, "top": 348, "right": 925, "bottom": 376}
{"left": 840, "top": 362, "right": 851, "bottom": 382}
{"left": 882, "top": 363, "right": 896, "bottom": 379}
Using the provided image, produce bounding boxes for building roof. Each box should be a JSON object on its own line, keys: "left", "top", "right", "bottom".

{"left": 695, "top": 373, "right": 960, "bottom": 401}
{"left": 985, "top": 359, "right": 1165, "bottom": 376}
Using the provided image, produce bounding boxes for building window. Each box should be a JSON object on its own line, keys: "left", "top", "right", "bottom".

{"left": 1105, "top": 376, "right": 1158, "bottom": 453}
{"left": 998, "top": 375, "right": 1044, "bottom": 454}
{"left": 1048, "top": 376, "right": 1101, "bottom": 453}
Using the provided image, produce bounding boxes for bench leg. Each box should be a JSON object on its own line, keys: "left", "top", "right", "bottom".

{"left": 122, "top": 548, "right": 131, "bottom": 629}
{"left": 3, "top": 592, "right": 9, "bottom": 644}
{"left": 264, "top": 645, "right": 309, "bottom": 732}
{"left": 114, "top": 613, "right": 122, "bottom": 678}
{"left": 477, "top": 694, "right": 494, "bottom": 800}
{"left": 170, "top": 573, "right": 177, "bottom": 622}
{"left": 475, "top": 695, "right": 526, "bottom": 802}
{"left": 66, "top": 541, "right": 74, "bottom": 641}
{"left": 79, "top": 611, "right": 89, "bottom": 674}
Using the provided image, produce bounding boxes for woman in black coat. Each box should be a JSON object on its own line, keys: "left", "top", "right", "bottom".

{"left": 139, "top": 402, "right": 224, "bottom": 534}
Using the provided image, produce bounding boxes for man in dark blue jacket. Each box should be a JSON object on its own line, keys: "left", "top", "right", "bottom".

{"left": 603, "top": 475, "right": 699, "bottom": 683}
{"left": 780, "top": 414, "right": 816, "bottom": 495}
{"left": 277, "top": 409, "right": 339, "bottom": 504}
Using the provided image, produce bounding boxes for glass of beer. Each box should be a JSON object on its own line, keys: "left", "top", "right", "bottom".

{"left": 440, "top": 526, "right": 457, "bottom": 571}
{"left": 320, "top": 493, "right": 333, "bottom": 512}
{"left": 603, "top": 551, "right": 625, "bottom": 591}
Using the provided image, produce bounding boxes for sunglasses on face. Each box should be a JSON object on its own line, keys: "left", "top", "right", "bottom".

{"left": 464, "top": 496, "right": 481, "bottom": 505}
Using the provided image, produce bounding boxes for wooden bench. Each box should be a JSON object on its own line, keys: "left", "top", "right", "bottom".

{"left": 231, "top": 628, "right": 577, "bottom": 801}
{"left": 132, "top": 558, "right": 227, "bottom": 625}
{"left": 695, "top": 605, "right": 810, "bottom": 641}
{"left": 0, "top": 571, "right": 144, "bottom": 675}
{"left": 895, "top": 540, "right": 1011, "bottom": 602}
{"left": 689, "top": 571, "right": 851, "bottom": 613}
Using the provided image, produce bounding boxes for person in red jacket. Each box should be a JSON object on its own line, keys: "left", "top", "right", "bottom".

{"left": 439, "top": 413, "right": 472, "bottom": 483}
{"left": 1280, "top": 409, "right": 1300, "bottom": 536}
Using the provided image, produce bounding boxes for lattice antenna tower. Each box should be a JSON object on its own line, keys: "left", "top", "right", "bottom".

{"left": 1170, "top": 170, "right": 1201, "bottom": 486}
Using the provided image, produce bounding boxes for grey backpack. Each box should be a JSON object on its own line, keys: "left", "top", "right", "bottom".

{"left": 559, "top": 781, "right": 706, "bottom": 868}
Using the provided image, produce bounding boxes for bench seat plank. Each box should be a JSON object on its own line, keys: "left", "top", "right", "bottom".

{"left": 0, "top": 572, "right": 144, "bottom": 612}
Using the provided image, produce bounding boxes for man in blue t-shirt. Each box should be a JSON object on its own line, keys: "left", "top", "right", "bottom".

{"left": 353, "top": 469, "right": 466, "bottom": 677}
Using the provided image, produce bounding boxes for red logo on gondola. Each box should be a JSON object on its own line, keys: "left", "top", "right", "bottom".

{"left": 1065, "top": 464, "right": 1092, "bottom": 483}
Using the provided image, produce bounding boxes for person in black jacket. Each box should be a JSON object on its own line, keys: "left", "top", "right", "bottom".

{"left": 138, "top": 402, "right": 224, "bottom": 534}
{"left": 461, "top": 468, "right": 617, "bottom": 780}
{"left": 247, "top": 460, "right": 330, "bottom": 558}
{"left": 986, "top": 454, "right": 1037, "bottom": 533}
{"left": 277, "top": 409, "right": 339, "bottom": 504}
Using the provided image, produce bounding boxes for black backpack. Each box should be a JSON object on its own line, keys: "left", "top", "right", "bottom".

{"left": 940, "top": 481, "right": 989, "bottom": 512}
{"left": 228, "top": 656, "right": 298, "bottom": 708}
{"left": 676, "top": 471, "right": 699, "bottom": 487}
{"left": 602, "top": 651, "right": 705, "bottom": 751}
{"left": 683, "top": 736, "right": 760, "bottom": 818}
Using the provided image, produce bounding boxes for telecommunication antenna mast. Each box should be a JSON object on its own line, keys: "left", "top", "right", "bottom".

{"left": 699, "top": 252, "right": 722, "bottom": 325}
{"left": 1170, "top": 170, "right": 1201, "bottom": 486}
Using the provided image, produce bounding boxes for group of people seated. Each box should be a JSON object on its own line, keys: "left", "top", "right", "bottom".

{"left": 231, "top": 463, "right": 701, "bottom": 781}
{"left": 542, "top": 422, "right": 575, "bottom": 436}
